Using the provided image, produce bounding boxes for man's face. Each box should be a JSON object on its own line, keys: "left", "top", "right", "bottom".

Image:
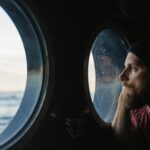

{"left": 119, "top": 52, "right": 150, "bottom": 106}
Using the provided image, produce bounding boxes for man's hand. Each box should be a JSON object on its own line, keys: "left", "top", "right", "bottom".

{"left": 118, "top": 87, "right": 136, "bottom": 109}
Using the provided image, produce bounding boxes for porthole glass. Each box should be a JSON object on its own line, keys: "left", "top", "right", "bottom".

{"left": 0, "top": 0, "right": 49, "bottom": 149}
{"left": 0, "top": 6, "right": 27, "bottom": 134}
{"left": 88, "top": 29, "right": 129, "bottom": 123}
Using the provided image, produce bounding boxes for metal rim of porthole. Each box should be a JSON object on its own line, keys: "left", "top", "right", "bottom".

{"left": 0, "top": 0, "right": 52, "bottom": 149}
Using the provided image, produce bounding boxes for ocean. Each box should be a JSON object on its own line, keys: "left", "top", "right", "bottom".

{"left": 0, "top": 91, "right": 23, "bottom": 134}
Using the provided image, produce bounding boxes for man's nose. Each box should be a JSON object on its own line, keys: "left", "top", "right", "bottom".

{"left": 119, "top": 69, "right": 128, "bottom": 82}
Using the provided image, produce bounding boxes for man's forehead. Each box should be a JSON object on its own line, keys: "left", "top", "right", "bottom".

{"left": 125, "top": 52, "right": 143, "bottom": 65}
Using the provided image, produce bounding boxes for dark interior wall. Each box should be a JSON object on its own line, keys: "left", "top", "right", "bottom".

{"left": 12, "top": 0, "right": 150, "bottom": 150}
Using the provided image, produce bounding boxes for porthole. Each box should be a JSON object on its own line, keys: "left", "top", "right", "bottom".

{"left": 0, "top": 5, "right": 27, "bottom": 134}
{"left": 87, "top": 29, "right": 129, "bottom": 124}
{"left": 0, "top": 0, "right": 50, "bottom": 149}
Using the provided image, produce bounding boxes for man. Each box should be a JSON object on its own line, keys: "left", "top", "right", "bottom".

{"left": 112, "top": 40, "right": 150, "bottom": 150}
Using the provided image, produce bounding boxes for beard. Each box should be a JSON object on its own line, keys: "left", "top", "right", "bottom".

{"left": 122, "top": 82, "right": 150, "bottom": 109}
{"left": 139, "top": 84, "right": 150, "bottom": 106}
{"left": 131, "top": 91, "right": 148, "bottom": 109}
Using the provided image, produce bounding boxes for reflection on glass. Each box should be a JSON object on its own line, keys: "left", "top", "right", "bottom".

{"left": 0, "top": 7, "right": 27, "bottom": 133}
{"left": 88, "top": 53, "right": 96, "bottom": 100}
{"left": 88, "top": 29, "right": 129, "bottom": 123}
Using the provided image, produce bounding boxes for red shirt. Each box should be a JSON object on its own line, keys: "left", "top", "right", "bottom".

{"left": 131, "top": 106, "right": 150, "bottom": 130}
{"left": 130, "top": 106, "right": 150, "bottom": 148}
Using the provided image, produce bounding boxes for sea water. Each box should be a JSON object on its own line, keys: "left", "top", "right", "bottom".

{"left": 0, "top": 91, "right": 23, "bottom": 133}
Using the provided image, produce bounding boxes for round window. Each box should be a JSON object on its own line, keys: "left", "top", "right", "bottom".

{"left": 0, "top": 6, "right": 27, "bottom": 134}
{"left": 88, "top": 29, "right": 129, "bottom": 124}
{"left": 0, "top": 0, "right": 50, "bottom": 149}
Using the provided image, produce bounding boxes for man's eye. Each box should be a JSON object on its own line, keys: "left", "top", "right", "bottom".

{"left": 132, "top": 66, "right": 138, "bottom": 71}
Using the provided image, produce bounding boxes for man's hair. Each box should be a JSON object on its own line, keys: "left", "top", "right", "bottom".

{"left": 127, "top": 39, "right": 150, "bottom": 68}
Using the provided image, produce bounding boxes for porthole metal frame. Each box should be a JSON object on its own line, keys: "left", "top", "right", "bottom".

{"left": 0, "top": 0, "right": 51, "bottom": 149}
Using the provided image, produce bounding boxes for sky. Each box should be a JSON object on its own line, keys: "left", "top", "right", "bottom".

{"left": 0, "top": 7, "right": 27, "bottom": 92}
